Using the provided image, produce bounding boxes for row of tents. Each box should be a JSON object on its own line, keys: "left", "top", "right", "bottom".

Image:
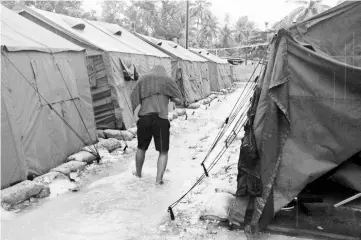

{"left": 1, "top": 5, "right": 249, "bottom": 189}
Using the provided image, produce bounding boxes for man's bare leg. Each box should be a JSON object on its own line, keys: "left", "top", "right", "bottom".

{"left": 135, "top": 148, "right": 146, "bottom": 178}
{"left": 156, "top": 151, "right": 168, "bottom": 184}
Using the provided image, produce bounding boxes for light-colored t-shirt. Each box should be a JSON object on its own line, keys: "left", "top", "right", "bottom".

{"left": 138, "top": 94, "right": 170, "bottom": 119}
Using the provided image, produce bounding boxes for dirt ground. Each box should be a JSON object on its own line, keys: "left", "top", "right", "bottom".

{"left": 1, "top": 86, "right": 308, "bottom": 240}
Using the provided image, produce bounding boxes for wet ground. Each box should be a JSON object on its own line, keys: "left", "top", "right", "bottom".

{"left": 1, "top": 85, "right": 306, "bottom": 240}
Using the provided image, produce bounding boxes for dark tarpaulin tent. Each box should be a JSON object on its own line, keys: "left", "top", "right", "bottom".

{"left": 1, "top": 6, "right": 97, "bottom": 189}
{"left": 230, "top": 1, "right": 361, "bottom": 235}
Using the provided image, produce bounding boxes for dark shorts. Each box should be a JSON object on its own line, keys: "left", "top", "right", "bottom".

{"left": 137, "top": 114, "right": 170, "bottom": 152}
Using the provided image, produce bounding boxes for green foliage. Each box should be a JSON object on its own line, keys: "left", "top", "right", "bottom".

{"left": 2, "top": 0, "right": 99, "bottom": 20}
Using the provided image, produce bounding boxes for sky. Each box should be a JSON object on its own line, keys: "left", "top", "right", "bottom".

{"left": 82, "top": 0, "right": 340, "bottom": 30}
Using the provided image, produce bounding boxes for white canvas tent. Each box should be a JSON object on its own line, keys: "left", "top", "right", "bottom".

{"left": 190, "top": 48, "right": 233, "bottom": 90}
{"left": 1, "top": 6, "right": 97, "bottom": 189}
{"left": 17, "top": 5, "right": 173, "bottom": 129}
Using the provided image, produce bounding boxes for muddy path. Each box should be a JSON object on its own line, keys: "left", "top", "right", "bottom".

{"left": 1, "top": 86, "right": 305, "bottom": 240}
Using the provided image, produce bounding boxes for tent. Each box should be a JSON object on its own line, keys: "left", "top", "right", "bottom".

{"left": 1, "top": 6, "right": 97, "bottom": 189}
{"left": 17, "top": 6, "right": 173, "bottom": 129}
{"left": 232, "top": 1, "right": 361, "bottom": 235}
{"left": 190, "top": 48, "right": 233, "bottom": 91}
{"left": 135, "top": 34, "right": 211, "bottom": 103}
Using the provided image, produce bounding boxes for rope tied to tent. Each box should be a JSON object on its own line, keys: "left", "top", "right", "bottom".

{"left": 167, "top": 54, "right": 267, "bottom": 220}
{"left": 198, "top": 57, "right": 265, "bottom": 169}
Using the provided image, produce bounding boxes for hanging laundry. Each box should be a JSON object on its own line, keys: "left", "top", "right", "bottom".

{"left": 120, "top": 59, "right": 135, "bottom": 81}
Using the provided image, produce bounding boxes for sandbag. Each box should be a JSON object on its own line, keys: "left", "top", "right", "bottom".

{"left": 33, "top": 171, "right": 67, "bottom": 185}
{"left": 96, "top": 138, "right": 122, "bottom": 152}
{"left": 81, "top": 143, "right": 106, "bottom": 152}
{"left": 202, "top": 98, "right": 211, "bottom": 105}
{"left": 199, "top": 192, "right": 235, "bottom": 222}
{"left": 50, "top": 161, "right": 87, "bottom": 175}
{"left": 1, "top": 180, "right": 45, "bottom": 209}
{"left": 188, "top": 102, "right": 201, "bottom": 109}
{"left": 176, "top": 108, "right": 186, "bottom": 116}
{"left": 67, "top": 151, "right": 98, "bottom": 163}
{"left": 103, "top": 129, "right": 134, "bottom": 141}
{"left": 97, "top": 130, "right": 105, "bottom": 139}
{"left": 220, "top": 89, "right": 228, "bottom": 94}
{"left": 209, "top": 94, "right": 217, "bottom": 100}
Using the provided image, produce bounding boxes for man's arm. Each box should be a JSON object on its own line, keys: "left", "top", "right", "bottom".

{"left": 171, "top": 97, "right": 182, "bottom": 105}
{"left": 170, "top": 97, "right": 188, "bottom": 107}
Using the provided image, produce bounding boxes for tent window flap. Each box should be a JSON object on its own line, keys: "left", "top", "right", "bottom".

{"left": 30, "top": 59, "right": 80, "bottom": 106}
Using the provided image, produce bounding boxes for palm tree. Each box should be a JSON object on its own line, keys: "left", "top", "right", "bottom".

{"left": 234, "top": 16, "right": 256, "bottom": 45}
{"left": 272, "top": 0, "right": 331, "bottom": 29}
{"left": 219, "top": 24, "right": 235, "bottom": 56}
{"left": 199, "top": 14, "right": 220, "bottom": 47}
{"left": 189, "top": 0, "right": 212, "bottom": 43}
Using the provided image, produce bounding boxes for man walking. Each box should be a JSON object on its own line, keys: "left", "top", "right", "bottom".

{"left": 130, "top": 65, "right": 185, "bottom": 184}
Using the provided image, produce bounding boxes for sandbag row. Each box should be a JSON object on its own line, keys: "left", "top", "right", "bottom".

{"left": 188, "top": 84, "right": 239, "bottom": 110}
{"left": 1, "top": 104, "right": 205, "bottom": 210}
{"left": 188, "top": 93, "right": 219, "bottom": 109}
{"left": 1, "top": 138, "right": 123, "bottom": 210}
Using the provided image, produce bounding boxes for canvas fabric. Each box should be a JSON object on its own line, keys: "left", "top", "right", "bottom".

{"left": 1, "top": 50, "right": 96, "bottom": 189}
{"left": 234, "top": 11, "right": 361, "bottom": 234}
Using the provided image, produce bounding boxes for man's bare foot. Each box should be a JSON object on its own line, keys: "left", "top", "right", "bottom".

{"left": 132, "top": 171, "right": 141, "bottom": 178}
{"left": 156, "top": 180, "right": 164, "bottom": 185}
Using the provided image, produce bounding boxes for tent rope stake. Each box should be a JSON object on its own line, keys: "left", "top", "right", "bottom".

{"left": 201, "top": 163, "right": 209, "bottom": 177}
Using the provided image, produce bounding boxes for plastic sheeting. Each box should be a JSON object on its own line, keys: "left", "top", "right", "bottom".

{"left": 235, "top": 1, "right": 361, "bottom": 234}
